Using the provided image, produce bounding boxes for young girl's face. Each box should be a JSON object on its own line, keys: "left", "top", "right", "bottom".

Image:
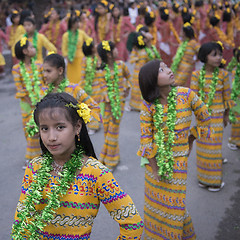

{"left": 142, "top": 31, "right": 153, "bottom": 44}
{"left": 23, "top": 21, "right": 35, "bottom": 34}
{"left": 97, "top": 4, "right": 106, "bottom": 15}
{"left": 112, "top": 7, "right": 120, "bottom": 18}
{"left": 50, "top": 9, "right": 59, "bottom": 21}
{"left": 206, "top": 49, "right": 222, "bottom": 67}
{"left": 157, "top": 62, "right": 175, "bottom": 87}
{"left": 43, "top": 62, "right": 63, "bottom": 85}
{"left": 13, "top": 15, "right": 20, "bottom": 24}
{"left": 39, "top": 107, "right": 81, "bottom": 160}
{"left": 24, "top": 42, "right": 36, "bottom": 58}
{"left": 112, "top": 47, "right": 118, "bottom": 59}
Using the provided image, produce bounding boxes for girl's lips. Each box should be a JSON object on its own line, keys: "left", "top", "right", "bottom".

{"left": 48, "top": 144, "right": 60, "bottom": 150}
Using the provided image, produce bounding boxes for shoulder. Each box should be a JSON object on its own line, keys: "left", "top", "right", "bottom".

{"left": 192, "top": 70, "right": 200, "bottom": 77}
{"left": 142, "top": 100, "right": 154, "bottom": 113}
{"left": 219, "top": 68, "right": 228, "bottom": 78}
{"left": 27, "top": 156, "right": 44, "bottom": 173}
{"left": 12, "top": 63, "right": 20, "bottom": 71}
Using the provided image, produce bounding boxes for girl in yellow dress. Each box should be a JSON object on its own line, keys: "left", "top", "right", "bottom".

{"left": 22, "top": 17, "right": 57, "bottom": 62}
{"left": 97, "top": 40, "right": 131, "bottom": 170}
{"left": 12, "top": 38, "right": 44, "bottom": 168}
{"left": 62, "top": 14, "right": 90, "bottom": 84}
{"left": 137, "top": 59, "right": 211, "bottom": 240}
{"left": 12, "top": 92, "right": 144, "bottom": 239}
{"left": 191, "top": 41, "right": 233, "bottom": 191}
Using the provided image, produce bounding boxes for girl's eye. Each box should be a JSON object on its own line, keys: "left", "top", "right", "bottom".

{"left": 57, "top": 125, "right": 65, "bottom": 130}
{"left": 40, "top": 127, "right": 48, "bottom": 131}
{"left": 159, "top": 68, "right": 163, "bottom": 73}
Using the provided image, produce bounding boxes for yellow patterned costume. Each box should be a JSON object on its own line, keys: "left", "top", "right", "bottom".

{"left": 137, "top": 87, "right": 211, "bottom": 240}
{"left": 191, "top": 69, "right": 233, "bottom": 187}
{"left": 12, "top": 61, "right": 44, "bottom": 161}
{"left": 174, "top": 39, "right": 200, "bottom": 87}
{"left": 98, "top": 61, "right": 131, "bottom": 169}
{"left": 13, "top": 157, "right": 144, "bottom": 239}
{"left": 62, "top": 30, "right": 89, "bottom": 84}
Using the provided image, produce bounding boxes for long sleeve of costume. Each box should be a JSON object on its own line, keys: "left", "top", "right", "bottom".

{"left": 96, "top": 168, "right": 144, "bottom": 239}
{"left": 12, "top": 64, "right": 27, "bottom": 99}
{"left": 122, "top": 61, "right": 131, "bottom": 89}
{"left": 190, "top": 71, "right": 199, "bottom": 94}
{"left": 222, "top": 70, "right": 234, "bottom": 109}
{"left": 61, "top": 32, "right": 68, "bottom": 57}
{"left": 129, "top": 48, "right": 138, "bottom": 64}
{"left": 39, "top": 33, "right": 57, "bottom": 53}
{"left": 137, "top": 101, "right": 157, "bottom": 159}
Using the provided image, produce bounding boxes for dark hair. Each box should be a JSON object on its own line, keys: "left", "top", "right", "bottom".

{"left": 14, "top": 39, "right": 29, "bottom": 61}
{"left": 139, "top": 59, "right": 161, "bottom": 103}
{"left": 82, "top": 40, "right": 94, "bottom": 56}
{"left": 198, "top": 42, "right": 223, "bottom": 63}
{"left": 138, "top": 5, "right": 146, "bottom": 16}
{"left": 68, "top": 16, "right": 79, "bottom": 30}
{"left": 195, "top": 0, "right": 203, "bottom": 7}
{"left": 10, "top": 12, "right": 19, "bottom": 24}
{"left": 234, "top": 48, "right": 240, "bottom": 62}
{"left": 182, "top": 13, "right": 192, "bottom": 24}
{"left": 97, "top": 40, "right": 115, "bottom": 67}
{"left": 23, "top": 17, "right": 36, "bottom": 25}
{"left": 209, "top": 16, "right": 220, "bottom": 26}
{"left": 132, "top": 32, "right": 146, "bottom": 49}
{"left": 19, "top": 9, "right": 33, "bottom": 25}
{"left": 138, "top": 25, "right": 149, "bottom": 33}
{"left": 94, "top": 2, "right": 109, "bottom": 32}
{"left": 34, "top": 92, "right": 97, "bottom": 158}
{"left": 160, "top": 7, "right": 169, "bottom": 21}
{"left": 172, "top": 3, "right": 180, "bottom": 13}
{"left": 144, "top": 11, "right": 155, "bottom": 26}
{"left": 111, "top": 5, "right": 121, "bottom": 23}
{"left": 183, "top": 24, "right": 195, "bottom": 39}
{"left": 44, "top": 53, "right": 66, "bottom": 75}
{"left": 222, "top": 9, "right": 231, "bottom": 22}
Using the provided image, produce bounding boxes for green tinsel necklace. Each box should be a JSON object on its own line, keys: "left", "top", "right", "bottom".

{"left": 145, "top": 45, "right": 161, "bottom": 60}
{"left": 68, "top": 29, "right": 79, "bottom": 62}
{"left": 85, "top": 56, "right": 97, "bottom": 95}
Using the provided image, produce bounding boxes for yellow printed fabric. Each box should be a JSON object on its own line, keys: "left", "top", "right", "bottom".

{"left": 174, "top": 39, "right": 200, "bottom": 87}
{"left": 98, "top": 61, "right": 131, "bottom": 169}
{"left": 190, "top": 69, "right": 234, "bottom": 187}
{"left": 81, "top": 56, "right": 101, "bottom": 131}
{"left": 13, "top": 157, "right": 144, "bottom": 239}
{"left": 229, "top": 68, "right": 240, "bottom": 146}
{"left": 10, "top": 25, "right": 26, "bottom": 56}
{"left": 129, "top": 48, "right": 149, "bottom": 111}
{"left": 137, "top": 87, "right": 211, "bottom": 240}
{"left": 41, "top": 83, "right": 100, "bottom": 123}
{"left": 12, "top": 61, "right": 44, "bottom": 161}
{"left": 62, "top": 30, "right": 89, "bottom": 84}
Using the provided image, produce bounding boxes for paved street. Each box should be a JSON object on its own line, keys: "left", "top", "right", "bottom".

{"left": 1, "top": 60, "right": 240, "bottom": 239}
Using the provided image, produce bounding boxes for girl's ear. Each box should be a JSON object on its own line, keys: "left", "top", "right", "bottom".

{"left": 22, "top": 48, "right": 28, "bottom": 56}
{"left": 58, "top": 66, "right": 64, "bottom": 76}
{"left": 75, "top": 119, "right": 82, "bottom": 135}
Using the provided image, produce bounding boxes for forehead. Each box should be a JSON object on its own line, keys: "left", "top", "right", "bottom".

{"left": 39, "top": 107, "right": 70, "bottom": 123}
{"left": 209, "top": 49, "right": 221, "bottom": 55}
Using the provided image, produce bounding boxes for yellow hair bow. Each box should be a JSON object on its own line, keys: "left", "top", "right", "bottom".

{"left": 47, "top": 51, "right": 56, "bottom": 56}
{"left": 20, "top": 37, "right": 27, "bottom": 47}
{"left": 190, "top": 16, "right": 195, "bottom": 24}
{"left": 102, "top": 40, "right": 111, "bottom": 51}
{"left": 221, "top": 59, "right": 226, "bottom": 65}
{"left": 215, "top": 14, "right": 220, "bottom": 20}
{"left": 226, "top": 8, "right": 231, "bottom": 13}
{"left": 109, "top": 4, "right": 114, "bottom": 10}
{"left": 183, "top": 7, "right": 187, "bottom": 13}
{"left": 101, "top": 0, "right": 108, "bottom": 7}
{"left": 150, "top": 11, "right": 155, "bottom": 18}
{"left": 86, "top": 38, "right": 93, "bottom": 47}
{"left": 75, "top": 10, "right": 80, "bottom": 17}
{"left": 175, "top": 3, "right": 179, "bottom": 8}
{"left": 164, "top": 9, "right": 169, "bottom": 15}
{"left": 216, "top": 41, "right": 224, "bottom": 50}
{"left": 12, "top": 10, "right": 19, "bottom": 14}
{"left": 183, "top": 22, "right": 191, "bottom": 28}
{"left": 137, "top": 35, "right": 145, "bottom": 46}
{"left": 192, "top": 9, "right": 196, "bottom": 15}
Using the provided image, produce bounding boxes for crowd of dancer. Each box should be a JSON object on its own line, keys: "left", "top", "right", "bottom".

{"left": 1, "top": 0, "right": 240, "bottom": 239}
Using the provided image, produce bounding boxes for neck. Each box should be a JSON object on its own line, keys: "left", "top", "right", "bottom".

{"left": 107, "top": 60, "right": 114, "bottom": 68}
{"left": 53, "top": 147, "right": 75, "bottom": 165}
{"left": 24, "top": 56, "right": 32, "bottom": 65}
{"left": 205, "top": 64, "right": 216, "bottom": 73}
{"left": 54, "top": 76, "right": 65, "bottom": 87}
{"left": 159, "top": 85, "right": 172, "bottom": 104}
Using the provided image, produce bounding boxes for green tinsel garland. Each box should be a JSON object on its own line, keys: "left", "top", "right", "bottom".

{"left": 11, "top": 147, "right": 84, "bottom": 240}
{"left": 84, "top": 56, "right": 97, "bottom": 95}
{"left": 171, "top": 40, "right": 189, "bottom": 74}
{"left": 145, "top": 45, "right": 161, "bottom": 60}
{"left": 104, "top": 62, "right": 121, "bottom": 120}
{"left": 229, "top": 63, "right": 240, "bottom": 123}
{"left": 199, "top": 65, "right": 219, "bottom": 115}
{"left": 24, "top": 31, "right": 38, "bottom": 60}
{"left": 26, "top": 78, "right": 69, "bottom": 137}
{"left": 226, "top": 56, "right": 237, "bottom": 72}
{"left": 153, "top": 86, "right": 177, "bottom": 180}
{"left": 19, "top": 59, "right": 40, "bottom": 106}
{"left": 68, "top": 30, "right": 79, "bottom": 62}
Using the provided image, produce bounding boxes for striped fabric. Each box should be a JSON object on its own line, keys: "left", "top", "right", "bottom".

{"left": 12, "top": 61, "right": 44, "bottom": 161}
{"left": 13, "top": 157, "right": 144, "bottom": 239}
{"left": 191, "top": 69, "right": 234, "bottom": 186}
{"left": 137, "top": 87, "right": 211, "bottom": 239}
{"left": 174, "top": 39, "right": 200, "bottom": 87}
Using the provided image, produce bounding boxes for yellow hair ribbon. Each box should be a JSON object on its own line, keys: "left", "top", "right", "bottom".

{"left": 102, "top": 40, "right": 111, "bottom": 51}
{"left": 109, "top": 4, "right": 114, "bottom": 10}
{"left": 183, "top": 7, "right": 187, "bottom": 13}
{"left": 12, "top": 10, "right": 19, "bottom": 14}
{"left": 175, "top": 3, "right": 179, "bottom": 8}
{"left": 75, "top": 10, "right": 80, "bottom": 17}
{"left": 101, "top": 0, "right": 108, "bottom": 7}
{"left": 226, "top": 8, "right": 231, "bottom": 13}
{"left": 137, "top": 35, "right": 145, "bottom": 46}
{"left": 221, "top": 59, "right": 226, "bottom": 65}
{"left": 136, "top": 24, "right": 144, "bottom": 32}
{"left": 183, "top": 22, "right": 191, "bottom": 28}
{"left": 192, "top": 9, "right": 196, "bottom": 15}
{"left": 20, "top": 37, "right": 27, "bottom": 47}
{"left": 216, "top": 41, "right": 224, "bottom": 50}
{"left": 86, "top": 38, "right": 93, "bottom": 47}
{"left": 164, "top": 9, "right": 169, "bottom": 15}
{"left": 77, "top": 103, "right": 91, "bottom": 123}
{"left": 150, "top": 11, "right": 155, "bottom": 18}
{"left": 190, "top": 16, "right": 195, "bottom": 24}
{"left": 47, "top": 51, "right": 56, "bottom": 56}
{"left": 215, "top": 14, "right": 220, "bottom": 20}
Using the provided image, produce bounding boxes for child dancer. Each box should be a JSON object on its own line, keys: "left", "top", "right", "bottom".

{"left": 172, "top": 22, "right": 200, "bottom": 87}
{"left": 137, "top": 59, "right": 211, "bottom": 240}
{"left": 62, "top": 14, "right": 90, "bottom": 84}
{"left": 191, "top": 42, "right": 233, "bottom": 191}
{"left": 12, "top": 38, "right": 43, "bottom": 168}
{"left": 81, "top": 38, "right": 102, "bottom": 135}
{"left": 228, "top": 47, "right": 240, "bottom": 150}
{"left": 23, "top": 17, "right": 57, "bottom": 62}
{"left": 97, "top": 40, "right": 130, "bottom": 170}
{"left": 12, "top": 92, "right": 144, "bottom": 239}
